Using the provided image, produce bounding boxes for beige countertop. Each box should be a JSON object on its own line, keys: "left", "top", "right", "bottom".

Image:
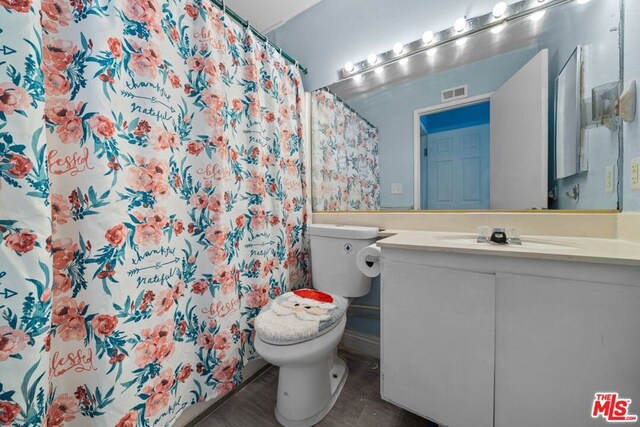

{"left": 376, "top": 230, "right": 640, "bottom": 266}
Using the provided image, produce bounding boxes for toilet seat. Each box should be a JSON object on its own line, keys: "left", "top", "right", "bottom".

{"left": 255, "top": 289, "right": 348, "bottom": 345}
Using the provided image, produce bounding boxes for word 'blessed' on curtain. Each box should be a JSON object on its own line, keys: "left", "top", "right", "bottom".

{"left": 0, "top": 0, "right": 309, "bottom": 425}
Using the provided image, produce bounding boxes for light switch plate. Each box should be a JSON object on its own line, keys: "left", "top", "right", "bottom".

{"left": 605, "top": 165, "right": 615, "bottom": 194}
{"left": 632, "top": 158, "right": 640, "bottom": 191}
{"left": 391, "top": 183, "right": 403, "bottom": 194}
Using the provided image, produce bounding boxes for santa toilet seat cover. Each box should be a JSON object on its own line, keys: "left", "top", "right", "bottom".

{"left": 255, "top": 289, "right": 348, "bottom": 345}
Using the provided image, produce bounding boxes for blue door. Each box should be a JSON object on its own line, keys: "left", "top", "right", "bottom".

{"left": 426, "top": 124, "right": 490, "bottom": 210}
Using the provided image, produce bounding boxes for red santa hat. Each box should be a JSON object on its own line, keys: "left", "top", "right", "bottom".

{"left": 293, "top": 289, "right": 334, "bottom": 304}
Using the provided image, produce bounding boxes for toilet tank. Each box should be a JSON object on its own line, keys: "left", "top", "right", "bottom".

{"left": 308, "top": 224, "right": 378, "bottom": 298}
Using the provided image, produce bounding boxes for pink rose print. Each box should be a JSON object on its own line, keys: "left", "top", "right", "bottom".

{"left": 246, "top": 173, "right": 266, "bottom": 195}
{"left": 128, "top": 156, "right": 170, "bottom": 197}
{"left": 189, "top": 191, "right": 208, "bottom": 209}
{"left": 144, "top": 389, "right": 170, "bottom": 418}
{"left": 191, "top": 280, "right": 208, "bottom": 295}
{"left": 123, "top": 0, "right": 161, "bottom": 33}
{"left": 7, "top": 153, "right": 32, "bottom": 178}
{"left": 52, "top": 238, "right": 77, "bottom": 270}
{"left": 115, "top": 410, "right": 138, "bottom": 427}
{"left": 0, "top": 326, "right": 29, "bottom": 362}
{"left": 3, "top": 230, "right": 36, "bottom": 253}
{"left": 52, "top": 297, "right": 86, "bottom": 341}
{"left": 46, "top": 393, "right": 78, "bottom": 427}
{"left": 0, "top": 0, "right": 32, "bottom": 12}
{"left": 197, "top": 332, "right": 214, "bottom": 349}
{"left": 89, "top": 114, "right": 115, "bottom": 139}
{"left": 207, "top": 245, "right": 226, "bottom": 264}
{"left": 214, "top": 330, "right": 231, "bottom": 352}
{"left": 56, "top": 116, "right": 83, "bottom": 144}
{"left": 135, "top": 321, "right": 175, "bottom": 368}
{"left": 213, "top": 357, "right": 238, "bottom": 382}
{"left": 0, "top": 400, "right": 20, "bottom": 425}
{"left": 215, "top": 266, "right": 236, "bottom": 295}
{"left": 107, "top": 37, "right": 123, "bottom": 59}
{"left": 177, "top": 364, "right": 192, "bottom": 382}
{"left": 149, "top": 129, "right": 179, "bottom": 151}
{"left": 249, "top": 206, "right": 267, "bottom": 231}
{"left": 0, "top": 83, "right": 31, "bottom": 114}
{"left": 128, "top": 40, "right": 162, "bottom": 78}
{"left": 246, "top": 284, "right": 269, "bottom": 308}
{"left": 52, "top": 270, "right": 71, "bottom": 296}
{"left": 105, "top": 224, "right": 127, "bottom": 246}
{"left": 154, "top": 289, "right": 174, "bottom": 315}
{"left": 51, "top": 193, "right": 72, "bottom": 226}
{"left": 41, "top": 0, "right": 72, "bottom": 32}
{"left": 91, "top": 314, "right": 118, "bottom": 338}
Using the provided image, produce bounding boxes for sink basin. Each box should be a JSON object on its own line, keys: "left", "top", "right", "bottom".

{"left": 434, "top": 234, "right": 576, "bottom": 250}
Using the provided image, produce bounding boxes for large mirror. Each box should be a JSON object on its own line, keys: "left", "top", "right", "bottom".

{"left": 306, "top": 0, "right": 622, "bottom": 211}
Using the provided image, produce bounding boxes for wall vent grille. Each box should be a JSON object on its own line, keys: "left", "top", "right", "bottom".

{"left": 441, "top": 85, "right": 469, "bottom": 103}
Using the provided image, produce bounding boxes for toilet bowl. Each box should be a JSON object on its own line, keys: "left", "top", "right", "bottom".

{"left": 255, "top": 316, "right": 347, "bottom": 427}
{"left": 254, "top": 224, "right": 379, "bottom": 427}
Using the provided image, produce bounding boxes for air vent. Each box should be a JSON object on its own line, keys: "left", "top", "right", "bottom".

{"left": 441, "top": 85, "right": 468, "bottom": 103}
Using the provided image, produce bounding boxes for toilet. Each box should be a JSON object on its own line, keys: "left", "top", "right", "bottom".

{"left": 254, "top": 224, "right": 379, "bottom": 427}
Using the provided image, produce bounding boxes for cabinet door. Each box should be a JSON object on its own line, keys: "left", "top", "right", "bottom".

{"left": 381, "top": 262, "right": 496, "bottom": 427}
{"left": 495, "top": 273, "right": 640, "bottom": 427}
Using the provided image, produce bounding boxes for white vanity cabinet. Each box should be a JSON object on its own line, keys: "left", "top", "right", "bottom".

{"left": 381, "top": 262, "right": 496, "bottom": 427}
{"left": 380, "top": 248, "right": 640, "bottom": 427}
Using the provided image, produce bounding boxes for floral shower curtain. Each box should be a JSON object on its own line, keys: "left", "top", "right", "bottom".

{"left": 311, "top": 89, "right": 379, "bottom": 211}
{"left": 0, "top": 0, "right": 309, "bottom": 425}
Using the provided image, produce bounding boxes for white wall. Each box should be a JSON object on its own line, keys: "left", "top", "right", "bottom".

{"left": 622, "top": 0, "right": 640, "bottom": 211}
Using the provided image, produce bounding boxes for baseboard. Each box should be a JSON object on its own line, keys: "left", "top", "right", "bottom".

{"left": 339, "top": 330, "right": 380, "bottom": 359}
{"left": 179, "top": 361, "right": 271, "bottom": 426}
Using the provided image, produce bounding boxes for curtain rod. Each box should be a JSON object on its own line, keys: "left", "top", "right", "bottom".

{"left": 321, "top": 87, "right": 378, "bottom": 131}
{"left": 211, "top": 0, "right": 308, "bottom": 75}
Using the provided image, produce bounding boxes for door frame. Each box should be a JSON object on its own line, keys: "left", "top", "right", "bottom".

{"left": 413, "top": 93, "right": 493, "bottom": 210}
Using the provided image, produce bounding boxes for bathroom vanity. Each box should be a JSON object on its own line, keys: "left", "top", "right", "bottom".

{"left": 377, "top": 232, "right": 640, "bottom": 427}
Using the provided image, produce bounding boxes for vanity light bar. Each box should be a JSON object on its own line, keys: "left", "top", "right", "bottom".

{"left": 340, "top": 0, "right": 575, "bottom": 79}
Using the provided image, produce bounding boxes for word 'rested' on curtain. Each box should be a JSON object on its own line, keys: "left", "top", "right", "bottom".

{"left": 311, "top": 89, "right": 380, "bottom": 212}
{"left": 0, "top": 0, "right": 310, "bottom": 425}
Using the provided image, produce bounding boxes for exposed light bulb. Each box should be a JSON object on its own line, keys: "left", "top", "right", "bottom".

{"left": 422, "top": 31, "right": 434, "bottom": 44}
{"left": 493, "top": 2, "right": 508, "bottom": 18}
{"left": 399, "top": 57, "right": 409, "bottom": 66}
{"left": 426, "top": 48, "right": 437, "bottom": 57}
{"left": 393, "top": 42, "right": 404, "bottom": 54}
{"left": 454, "top": 17, "right": 467, "bottom": 32}
{"left": 491, "top": 22, "right": 507, "bottom": 34}
{"left": 530, "top": 10, "right": 546, "bottom": 21}
{"left": 367, "top": 53, "right": 378, "bottom": 65}
{"left": 344, "top": 61, "right": 354, "bottom": 72}
{"left": 375, "top": 66, "right": 384, "bottom": 74}
{"left": 456, "top": 37, "right": 468, "bottom": 46}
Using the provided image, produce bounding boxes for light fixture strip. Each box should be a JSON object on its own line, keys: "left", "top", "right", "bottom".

{"left": 340, "top": 0, "right": 575, "bottom": 79}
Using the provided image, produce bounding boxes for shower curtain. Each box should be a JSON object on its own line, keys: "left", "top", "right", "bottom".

{"left": 311, "top": 90, "right": 380, "bottom": 211}
{"left": 0, "top": 0, "right": 309, "bottom": 425}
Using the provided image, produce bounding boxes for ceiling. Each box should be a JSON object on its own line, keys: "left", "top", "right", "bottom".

{"left": 224, "top": 0, "right": 323, "bottom": 34}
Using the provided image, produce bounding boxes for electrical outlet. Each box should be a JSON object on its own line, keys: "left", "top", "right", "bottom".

{"left": 632, "top": 158, "right": 640, "bottom": 191}
{"left": 605, "top": 165, "right": 615, "bottom": 194}
{"left": 391, "top": 183, "right": 403, "bottom": 195}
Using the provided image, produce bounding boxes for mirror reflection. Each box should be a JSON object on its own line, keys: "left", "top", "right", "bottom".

{"left": 309, "top": 0, "right": 622, "bottom": 211}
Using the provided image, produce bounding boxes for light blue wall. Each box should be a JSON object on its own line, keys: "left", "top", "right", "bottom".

{"left": 348, "top": 47, "right": 539, "bottom": 209}
{"left": 268, "top": 0, "right": 516, "bottom": 91}
{"left": 623, "top": 0, "right": 640, "bottom": 211}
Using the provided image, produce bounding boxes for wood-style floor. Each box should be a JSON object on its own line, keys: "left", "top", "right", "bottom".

{"left": 196, "top": 350, "right": 436, "bottom": 427}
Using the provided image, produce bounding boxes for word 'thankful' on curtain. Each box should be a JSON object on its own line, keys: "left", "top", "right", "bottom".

{"left": 311, "top": 89, "right": 380, "bottom": 211}
{"left": 0, "top": 0, "right": 309, "bottom": 425}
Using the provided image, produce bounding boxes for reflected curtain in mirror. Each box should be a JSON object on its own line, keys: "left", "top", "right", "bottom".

{"left": 311, "top": 90, "right": 380, "bottom": 211}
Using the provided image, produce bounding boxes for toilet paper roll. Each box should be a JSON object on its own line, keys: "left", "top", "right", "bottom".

{"left": 357, "top": 244, "right": 381, "bottom": 278}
